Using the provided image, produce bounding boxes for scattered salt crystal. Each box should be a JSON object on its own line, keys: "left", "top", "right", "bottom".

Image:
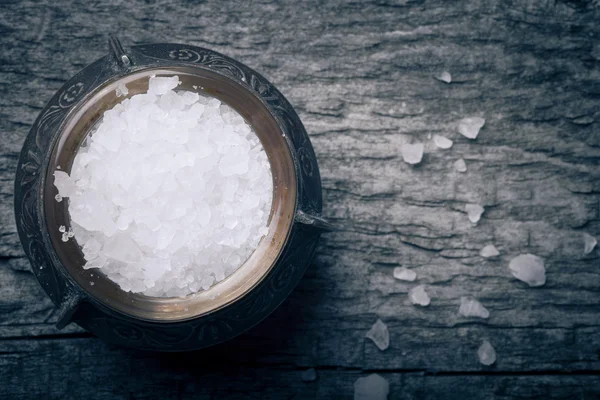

{"left": 409, "top": 285, "right": 430, "bottom": 306}
{"left": 459, "top": 296, "right": 490, "bottom": 319}
{"left": 436, "top": 71, "right": 452, "bottom": 83}
{"left": 465, "top": 204, "right": 484, "bottom": 223}
{"left": 53, "top": 75, "right": 273, "bottom": 297}
{"left": 115, "top": 82, "right": 129, "bottom": 97}
{"left": 583, "top": 233, "right": 597, "bottom": 254}
{"left": 354, "top": 374, "right": 389, "bottom": 400}
{"left": 393, "top": 267, "right": 416, "bottom": 281}
{"left": 59, "top": 225, "right": 66, "bottom": 233}
{"left": 301, "top": 368, "right": 317, "bottom": 382}
{"left": 477, "top": 340, "right": 496, "bottom": 366}
{"left": 480, "top": 244, "right": 499, "bottom": 258}
{"left": 402, "top": 143, "right": 424, "bottom": 165}
{"left": 90, "top": 281, "right": 95, "bottom": 286}
{"left": 365, "top": 319, "right": 389, "bottom": 351}
{"left": 508, "top": 254, "right": 546, "bottom": 287}
{"left": 458, "top": 117, "right": 485, "bottom": 139}
{"left": 55, "top": 194, "right": 63, "bottom": 202}
{"left": 454, "top": 158, "right": 467, "bottom": 172}
{"left": 434, "top": 135, "right": 453, "bottom": 149}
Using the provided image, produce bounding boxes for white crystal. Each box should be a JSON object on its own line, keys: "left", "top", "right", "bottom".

{"left": 478, "top": 340, "right": 496, "bottom": 366}
{"left": 409, "top": 285, "right": 430, "bottom": 306}
{"left": 53, "top": 75, "right": 273, "bottom": 297}
{"left": 59, "top": 225, "right": 66, "bottom": 233}
{"left": 583, "top": 233, "right": 597, "bottom": 254}
{"left": 55, "top": 194, "right": 63, "bottom": 202}
{"left": 436, "top": 71, "right": 452, "bottom": 83}
{"left": 115, "top": 82, "right": 129, "bottom": 97}
{"left": 402, "top": 143, "right": 424, "bottom": 165}
{"left": 508, "top": 254, "right": 546, "bottom": 287}
{"left": 454, "top": 158, "right": 467, "bottom": 172}
{"left": 365, "top": 319, "right": 389, "bottom": 351}
{"left": 434, "top": 135, "right": 453, "bottom": 149}
{"left": 480, "top": 244, "right": 499, "bottom": 258}
{"left": 301, "top": 368, "right": 317, "bottom": 382}
{"left": 458, "top": 117, "right": 485, "bottom": 139}
{"left": 354, "top": 374, "right": 389, "bottom": 400}
{"left": 393, "top": 267, "right": 416, "bottom": 281}
{"left": 53, "top": 171, "right": 77, "bottom": 197}
{"left": 466, "top": 204, "right": 484, "bottom": 223}
{"left": 459, "top": 296, "right": 490, "bottom": 319}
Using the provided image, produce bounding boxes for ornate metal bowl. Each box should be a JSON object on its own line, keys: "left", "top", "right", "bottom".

{"left": 14, "top": 37, "right": 330, "bottom": 351}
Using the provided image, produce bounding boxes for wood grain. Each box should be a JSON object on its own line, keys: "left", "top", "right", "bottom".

{"left": 1, "top": 0, "right": 600, "bottom": 397}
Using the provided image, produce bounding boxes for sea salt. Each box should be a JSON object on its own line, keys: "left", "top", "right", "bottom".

{"left": 466, "top": 204, "right": 484, "bottom": 224}
{"left": 458, "top": 117, "right": 485, "bottom": 139}
{"left": 53, "top": 75, "right": 273, "bottom": 297}
{"left": 480, "top": 244, "right": 499, "bottom": 258}
{"left": 436, "top": 71, "right": 452, "bottom": 83}
{"left": 115, "top": 82, "right": 129, "bottom": 97}
{"left": 354, "top": 374, "right": 389, "bottom": 400}
{"left": 402, "top": 143, "right": 424, "bottom": 165}
{"left": 508, "top": 254, "right": 546, "bottom": 287}
{"left": 454, "top": 158, "right": 467, "bottom": 172}
{"left": 583, "top": 233, "right": 597, "bottom": 254}
{"left": 301, "top": 368, "right": 317, "bottom": 382}
{"left": 434, "top": 135, "right": 453, "bottom": 149}
{"left": 59, "top": 225, "right": 66, "bottom": 233}
{"left": 477, "top": 340, "right": 496, "bottom": 366}
{"left": 365, "top": 319, "right": 389, "bottom": 351}
{"left": 55, "top": 194, "right": 63, "bottom": 202}
{"left": 459, "top": 296, "right": 490, "bottom": 319}
{"left": 409, "top": 285, "right": 430, "bottom": 306}
{"left": 393, "top": 267, "right": 416, "bottom": 281}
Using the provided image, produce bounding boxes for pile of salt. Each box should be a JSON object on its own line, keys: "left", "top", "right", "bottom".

{"left": 54, "top": 76, "right": 273, "bottom": 297}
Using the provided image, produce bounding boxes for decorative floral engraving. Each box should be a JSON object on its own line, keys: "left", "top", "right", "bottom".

{"left": 58, "top": 82, "right": 84, "bottom": 108}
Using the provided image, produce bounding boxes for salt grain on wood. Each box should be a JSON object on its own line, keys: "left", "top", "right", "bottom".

{"left": 434, "top": 135, "right": 453, "bottom": 149}
{"left": 301, "top": 368, "right": 317, "bottom": 382}
{"left": 402, "top": 143, "right": 424, "bottom": 165}
{"left": 354, "top": 374, "right": 389, "bottom": 400}
{"left": 477, "top": 340, "right": 496, "bottom": 366}
{"left": 459, "top": 296, "right": 490, "bottom": 319}
{"left": 480, "top": 244, "right": 499, "bottom": 258}
{"left": 465, "top": 204, "right": 485, "bottom": 223}
{"left": 409, "top": 285, "right": 430, "bottom": 306}
{"left": 454, "top": 158, "right": 467, "bottom": 172}
{"left": 365, "top": 318, "right": 389, "bottom": 351}
{"left": 458, "top": 117, "right": 485, "bottom": 139}
{"left": 583, "top": 233, "right": 597, "bottom": 254}
{"left": 53, "top": 76, "right": 273, "bottom": 297}
{"left": 436, "top": 71, "right": 452, "bottom": 83}
{"left": 508, "top": 254, "right": 546, "bottom": 287}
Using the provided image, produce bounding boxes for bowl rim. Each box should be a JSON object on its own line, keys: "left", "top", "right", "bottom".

{"left": 14, "top": 41, "right": 324, "bottom": 350}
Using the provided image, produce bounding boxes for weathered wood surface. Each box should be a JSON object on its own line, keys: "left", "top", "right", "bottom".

{"left": 1, "top": 0, "right": 600, "bottom": 398}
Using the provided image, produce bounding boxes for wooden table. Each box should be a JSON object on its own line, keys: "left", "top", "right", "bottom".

{"left": 1, "top": 0, "right": 599, "bottom": 398}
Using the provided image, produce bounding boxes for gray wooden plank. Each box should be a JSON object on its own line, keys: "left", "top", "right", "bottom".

{"left": 0, "top": 0, "right": 599, "bottom": 395}
{"left": 1, "top": 338, "right": 599, "bottom": 400}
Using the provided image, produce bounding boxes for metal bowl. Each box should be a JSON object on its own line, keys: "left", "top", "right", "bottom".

{"left": 14, "top": 37, "right": 331, "bottom": 351}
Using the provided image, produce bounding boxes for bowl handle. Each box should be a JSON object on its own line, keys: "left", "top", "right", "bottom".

{"left": 295, "top": 210, "right": 335, "bottom": 233}
{"left": 55, "top": 287, "right": 86, "bottom": 330}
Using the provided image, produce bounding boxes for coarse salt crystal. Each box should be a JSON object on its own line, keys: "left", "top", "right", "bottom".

{"left": 459, "top": 296, "right": 490, "bottom": 319}
{"left": 508, "top": 254, "right": 546, "bottom": 287}
{"left": 402, "top": 143, "right": 424, "bottom": 165}
{"left": 354, "top": 374, "right": 389, "bottom": 400}
{"left": 583, "top": 233, "right": 597, "bottom": 254}
{"left": 393, "top": 267, "right": 416, "bottom": 281}
{"left": 409, "top": 285, "right": 430, "bottom": 306}
{"left": 454, "top": 158, "right": 467, "bottom": 172}
{"left": 434, "top": 135, "right": 453, "bottom": 149}
{"left": 458, "top": 117, "right": 485, "bottom": 139}
{"left": 466, "top": 204, "right": 484, "bottom": 224}
{"left": 365, "top": 319, "right": 389, "bottom": 351}
{"left": 480, "top": 244, "right": 499, "bottom": 258}
{"left": 436, "top": 71, "right": 452, "bottom": 83}
{"left": 54, "top": 75, "right": 273, "bottom": 297}
{"left": 478, "top": 340, "right": 496, "bottom": 366}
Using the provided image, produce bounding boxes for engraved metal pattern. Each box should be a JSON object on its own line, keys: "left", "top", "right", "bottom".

{"left": 14, "top": 43, "right": 324, "bottom": 351}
